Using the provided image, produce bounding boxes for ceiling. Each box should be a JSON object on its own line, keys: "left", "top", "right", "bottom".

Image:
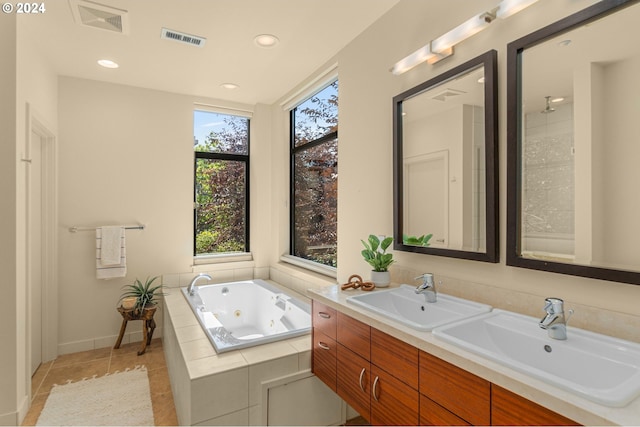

{"left": 23, "top": 0, "right": 399, "bottom": 105}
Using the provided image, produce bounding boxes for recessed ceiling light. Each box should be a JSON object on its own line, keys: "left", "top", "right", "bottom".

{"left": 558, "top": 39, "right": 572, "bottom": 47}
{"left": 221, "top": 83, "right": 239, "bottom": 90}
{"left": 551, "top": 97, "right": 565, "bottom": 103}
{"left": 477, "top": 76, "right": 485, "bottom": 84}
{"left": 254, "top": 34, "right": 279, "bottom": 48}
{"left": 98, "top": 59, "right": 119, "bottom": 69}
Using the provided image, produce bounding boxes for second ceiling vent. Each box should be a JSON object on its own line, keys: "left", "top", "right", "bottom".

{"left": 160, "top": 28, "right": 207, "bottom": 48}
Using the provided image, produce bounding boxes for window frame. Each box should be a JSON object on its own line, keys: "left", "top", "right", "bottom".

{"left": 193, "top": 109, "right": 251, "bottom": 258}
{"left": 288, "top": 80, "right": 338, "bottom": 271}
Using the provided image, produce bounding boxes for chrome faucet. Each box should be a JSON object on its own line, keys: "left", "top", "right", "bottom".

{"left": 539, "top": 297, "right": 573, "bottom": 340}
{"left": 414, "top": 273, "right": 437, "bottom": 303}
{"left": 187, "top": 273, "right": 211, "bottom": 296}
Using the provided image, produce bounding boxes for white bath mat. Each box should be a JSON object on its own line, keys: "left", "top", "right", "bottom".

{"left": 36, "top": 366, "right": 154, "bottom": 426}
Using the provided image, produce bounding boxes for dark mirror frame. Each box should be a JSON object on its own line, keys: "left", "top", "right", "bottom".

{"left": 393, "top": 50, "right": 498, "bottom": 262}
{"left": 506, "top": 0, "right": 640, "bottom": 285}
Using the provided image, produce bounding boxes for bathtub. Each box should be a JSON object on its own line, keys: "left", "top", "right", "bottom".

{"left": 181, "top": 279, "right": 311, "bottom": 353}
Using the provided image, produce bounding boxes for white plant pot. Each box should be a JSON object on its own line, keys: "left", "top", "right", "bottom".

{"left": 370, "top": 270, "right": 390, "bottom": 288}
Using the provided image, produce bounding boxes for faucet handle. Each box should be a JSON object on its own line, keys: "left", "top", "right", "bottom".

{"left": 414, "top": 273, "right": 434, "bottom": 283}
{"left": 543, "top": 297, "right": 564, "bottom": 313}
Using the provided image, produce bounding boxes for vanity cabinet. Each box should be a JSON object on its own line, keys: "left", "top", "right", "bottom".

{"left": 311, "top": 300, "right": 579, "bottom": 426}
{"left": 312, "top": 302, "right": 337, "bottom": 391}
{"left": 336, "top": 313, "right": 419, "bottom": 426}
{"left": 491, "top": 384, "right": 580, "bottom": 426}
{"left": 419, "top": 351, "right": 490, "bottom": 425}
{"left": 313, "top": 302, "right": 419, "bottom": 425}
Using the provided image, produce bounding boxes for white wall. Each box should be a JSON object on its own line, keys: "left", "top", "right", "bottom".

{"left": 1, "top": 13, "right": 60, "bottom": 424}
{"left": 56, "top": 77, "right": 270, "bottom": 353}
{"left": 0, "top": 13, "right": 19, "bottom": 426}
{"left": 602, "top": 55, "right": 640, "bottom": 268}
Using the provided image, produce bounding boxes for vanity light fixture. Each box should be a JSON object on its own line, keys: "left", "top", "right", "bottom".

{"left": 97, "top": 59, "right": 119, "bottom": 69}
{"left": 391, "top": 0, "right": 540, "bottom": 75}
{"left": 431, "top": 11, "right": 496, "bottom": 54}
{"left": 495, "top": 0, "right": 540, "bottom": 19}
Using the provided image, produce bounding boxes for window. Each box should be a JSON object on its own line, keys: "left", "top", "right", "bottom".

{"left": 290, "top": 80, "right": 338, "bottom": 267}
{"left": 194, "top": 110, "right": 249, "bottom": 256}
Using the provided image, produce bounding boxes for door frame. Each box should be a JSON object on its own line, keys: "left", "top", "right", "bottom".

{"left": 25, "top": 103, "right": 58, "bottom": 372}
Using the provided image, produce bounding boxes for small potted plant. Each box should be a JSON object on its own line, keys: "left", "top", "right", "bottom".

{"left": 118, "top": 276, "right": 165, "bottom": 319}
{"left": 361, "top": 234, "right": 394, "bottom": 287}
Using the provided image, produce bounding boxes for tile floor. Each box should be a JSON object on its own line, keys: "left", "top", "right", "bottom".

{"left": 22, "top": 338, "right": 178, "bottom": 426}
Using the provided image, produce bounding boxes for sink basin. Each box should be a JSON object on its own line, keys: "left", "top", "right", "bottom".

{"left": 433, "top": 310, "right": 640, "bottom": 407}
{"left": 346, "top": 285, "right": 492, "bottom": 331}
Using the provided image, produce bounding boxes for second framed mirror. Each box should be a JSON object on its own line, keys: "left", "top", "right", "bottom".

{"left": 393, "top": 50, "right": 498, "bottom": 262}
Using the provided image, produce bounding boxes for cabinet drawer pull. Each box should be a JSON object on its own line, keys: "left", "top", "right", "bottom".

{"left": 358, "top": 368, "right": 366, "bottom": 393}
{"left": 318, "top": 312, "right": 331, "bottom": 319}
{"left": 318, "top": 342, "right": 331, "bottom": 351}
{"left": 372, "top": 376, "right": 380, "bottom": 402}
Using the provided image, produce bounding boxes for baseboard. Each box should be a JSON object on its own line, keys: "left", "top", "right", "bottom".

{"left": 58, "top": 328, "right": 164, "bottom": 356}
{"left": 16, "top": 394, "right": 29, "bottom": 426}
{"left": 0, "top": 409, "right": 18, "bottom": 426}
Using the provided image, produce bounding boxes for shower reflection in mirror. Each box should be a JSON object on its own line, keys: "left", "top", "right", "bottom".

{"left": 521, "top": 95, "right": 574, "bottom": 261}
{"left": 510, "top": 0, "right": 640, "bottom": 279}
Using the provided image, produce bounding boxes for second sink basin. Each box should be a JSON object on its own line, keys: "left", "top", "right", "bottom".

{"left": 346, "top": 285, "right": 492, "bottom": 331}
{"left": 433, "top": 310, "right": 640, "bottom": 407}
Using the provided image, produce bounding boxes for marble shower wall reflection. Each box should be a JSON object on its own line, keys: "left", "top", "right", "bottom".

{"left": 522, "top": 102, "right": 574, "bottom": 258}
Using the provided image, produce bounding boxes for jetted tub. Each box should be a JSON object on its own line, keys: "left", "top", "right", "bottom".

{"left": 181, "top": 279, "right": 311, "bottom": 353}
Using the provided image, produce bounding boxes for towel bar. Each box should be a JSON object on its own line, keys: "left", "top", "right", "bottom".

{"left": 69, "top": 224, "right": 145, "bottom": 233}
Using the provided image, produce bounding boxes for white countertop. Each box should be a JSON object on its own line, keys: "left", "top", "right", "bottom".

{"left": 308, "top": 284, "right": 640, "bottom": 426}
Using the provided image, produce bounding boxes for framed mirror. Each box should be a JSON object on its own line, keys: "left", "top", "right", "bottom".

{"left": 393, "top": 50, "right": 498, "bottom": 262}
{"left": 507, "top": 0, "right": 640, "bottom": 284}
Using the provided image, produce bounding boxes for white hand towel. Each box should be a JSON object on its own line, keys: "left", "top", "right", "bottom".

{"left": 100, "top": 226, "right": 122, "bottom": 265}
{"left": 96, "top": 227, "right": 126, "bottom": 279}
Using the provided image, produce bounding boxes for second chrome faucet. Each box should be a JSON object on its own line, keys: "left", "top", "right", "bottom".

{"left": 539, "top": 297, "right": 573, "bottom": 340}
{"left": 414, "top": 273, "right": 437, "bottom": 303}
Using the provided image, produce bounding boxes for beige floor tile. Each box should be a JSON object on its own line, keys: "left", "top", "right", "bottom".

{"left": 30, "top": 361, "right": 53, "bottom": 397}
{"left": 147, "top": 369, "right": 178, "bottom": 424}
{"left": 39, "top": 359, "right": 110, "bottom": 394}
{"left": 53, "top": 346, "right": 111, "bottom": 367}
{"left": 22, "top": 393, "right": 48, "bottom": 426}
{"left": 22, "top": 339, "right": 176, "bottom": 426}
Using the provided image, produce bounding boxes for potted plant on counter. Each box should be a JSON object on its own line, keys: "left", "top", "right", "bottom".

{"left": 361, "top": 234, "right": 394, "bottom": 287}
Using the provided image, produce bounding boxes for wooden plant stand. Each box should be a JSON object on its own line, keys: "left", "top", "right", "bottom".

{"left": 114, "top": 305, "right": 157, "bottom": 355}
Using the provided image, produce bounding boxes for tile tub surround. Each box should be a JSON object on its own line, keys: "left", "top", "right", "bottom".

{"left": 312, "top": 285, "right": 640, "bottom": 426}
{"left": 163, "top": 280, "right": 343, "bottom": 426}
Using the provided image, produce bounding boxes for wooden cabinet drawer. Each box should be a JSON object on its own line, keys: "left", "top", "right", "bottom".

{"left": 419, "top": 394, "right": 470, "bottom": 426}
{"left": 312, "top": 329, "right": 336, "bottom": 392}
{"left": 419, "top": 351, "right": 490, "bottom": 426}
{"left": 491, "top": 384, "right": 580, "bottom": 426}
{"left": 371, "top": 364, "right": 419, "bottom": 426}
{"left": 337, "top": 311, "right": 371, "bottom": 360}
{"left": 337, "top": 344, "right": 371, "bottom": 422}
{"left": 371, "top": 328, "right": 419, "bottom": 390}
{"left": 312, "top": 301, "right": 337, "bottom": 340}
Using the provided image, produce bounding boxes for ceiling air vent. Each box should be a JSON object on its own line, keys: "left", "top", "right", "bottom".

{"left": 432, "top": 88, "right": 466, "bottom": 102}
{"left": 161, "top": 28, "right": 206, "bottom": 47}
{"left": 69, "top": 0, "right": 129, "bottom": 34}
